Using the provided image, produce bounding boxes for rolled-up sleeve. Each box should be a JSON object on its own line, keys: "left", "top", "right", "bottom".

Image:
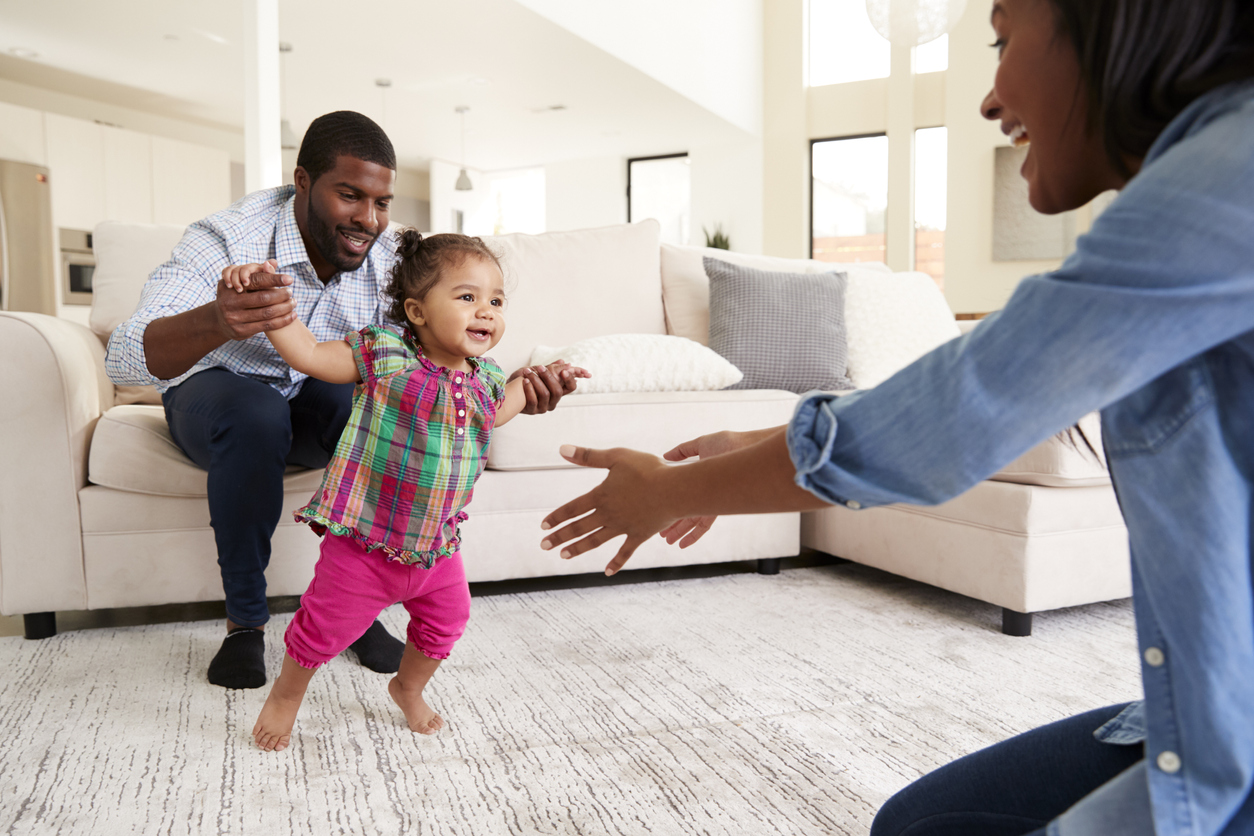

{"left": 104, "top": 224, "right": 227, "bottom": 388}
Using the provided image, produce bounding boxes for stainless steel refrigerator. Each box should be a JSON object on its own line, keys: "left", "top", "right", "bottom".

{"left": 0, "top": 159, "right": 57, "bottom": 315}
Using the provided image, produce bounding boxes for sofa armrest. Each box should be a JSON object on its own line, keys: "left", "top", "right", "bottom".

{"left": 0, "top": 312, "right": 114, "bottom": 615}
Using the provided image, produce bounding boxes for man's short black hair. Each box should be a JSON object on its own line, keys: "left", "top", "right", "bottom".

{"left": 296, "top": 111, "right": 396, "bottom": 184}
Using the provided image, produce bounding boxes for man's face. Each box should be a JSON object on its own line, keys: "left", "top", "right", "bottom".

{"left": 297, "top": 155, "right": 395, "bottom": 277}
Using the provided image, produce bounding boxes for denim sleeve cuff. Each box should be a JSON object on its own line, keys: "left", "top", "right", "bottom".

{"left": 787, "top": 391, "right": 844, "bottom": 505}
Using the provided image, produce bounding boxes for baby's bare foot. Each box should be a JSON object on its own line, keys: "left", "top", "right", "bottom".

{"left": 388, "top": 675, "right": 445, "bottom": 734}
{"left": 253, "top": 690, "right": 301, "bottom": 751}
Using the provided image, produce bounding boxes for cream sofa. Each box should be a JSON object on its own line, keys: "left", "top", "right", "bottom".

{"left": 0, "top": 219, "right": 1129, "bottom": 641}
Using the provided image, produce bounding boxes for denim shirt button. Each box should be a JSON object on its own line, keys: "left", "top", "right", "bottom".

{"left": 846, "top": 500, "right": 862, "bottom": 510}
{"left": 1157, "top": 751, "right": 1182, "bottom": 774}
{"left": 1144, "top": 647, "right": 1165, "bottom": 667}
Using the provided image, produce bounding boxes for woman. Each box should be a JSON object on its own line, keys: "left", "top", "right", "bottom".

{"left": 539, "top": 1, "right": 1254, "bottom": 833}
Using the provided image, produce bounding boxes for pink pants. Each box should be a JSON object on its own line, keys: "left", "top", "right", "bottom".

{"left": 284, "top": 533, "right": 471, "bottom": 670}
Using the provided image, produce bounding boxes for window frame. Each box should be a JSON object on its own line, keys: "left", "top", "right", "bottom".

{"left": 626, "top": 152, "right": 689, "bottom": 224}
{"left": 809, "top": 132, "right": 888, "bottom": 260}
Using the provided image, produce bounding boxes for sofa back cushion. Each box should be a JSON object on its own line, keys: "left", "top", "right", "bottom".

{"left": 660, "top": 243, "right": 886, "bottom": 346}
{"left": 482, "top": 220, "right": 664, "bottom": 375}
{"left": 660, "top": 244, "right": 960, "bottom": 390}
{"left": 90, "top": 221, "right": 188, "bottom": 342}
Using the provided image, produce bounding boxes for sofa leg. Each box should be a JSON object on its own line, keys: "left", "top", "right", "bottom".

{"left": 23, "top": 612, "right": 57, "bottom": 640}
{"left": 757, "top": 558, "right": 782, "bottom": 575}
{"left": 1001, "top": 608, "right": 1032, "bottom": 637}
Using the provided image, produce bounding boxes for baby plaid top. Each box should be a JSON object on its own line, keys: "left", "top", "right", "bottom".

{"left": 295, "top": 325, "right": 506, "bottom": 567}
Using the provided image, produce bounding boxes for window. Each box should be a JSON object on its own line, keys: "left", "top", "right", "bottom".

{"left": 628, "top": 154, "right": 690, "bottom": 246}
{"left": 811, "top": 134, "right": 888, "bottom": 264}
{"left": 809, "top": 1, "right": 947, "bottom": 85}
{"left": 462, "top": 168, "right": 546, "bottom": 237}
{"left": 809, "top": 0, "right": 890, "bottom": 86}
{"left": 914, "top": 126, "right": 947, "bottom": 288}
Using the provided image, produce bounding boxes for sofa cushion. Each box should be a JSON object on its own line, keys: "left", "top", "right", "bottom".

{"left": 990, "top": 413, "right": 1110, "bottom": 488}
{"left": 90, "top": 221, "right": 187, "bottom": 343}
{"left": 843, "top": 270, "right": 962, "bottom": 389}
{"left": 486, "top": 389, "right": 800, "bottom": 470}
{"left": 88, "top": 405, "right": 325, "bottom": 497}
{"left": 530, "top": 334, "right": 742, "bottom": 394}
{"left": 660, "top": 243, "right": 891, "bottom": 346}
{"left": 482, "top": 220, "right": 665, "bottom": 375}
{"left": 705, "top": 257, "right": 854, "bottom": 393}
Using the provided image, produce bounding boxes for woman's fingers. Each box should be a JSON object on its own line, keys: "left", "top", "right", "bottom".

{"left": 540, "top": 509, "right": 601, "bottom": 550}
{"left": 605, "top": 537, "right": 646, "bottom": 575}
{"left": 662, "top": 437, "right": 702, "bottom": 462}
{"left": 676, "top": 516, "right": 716, "bottom": 548}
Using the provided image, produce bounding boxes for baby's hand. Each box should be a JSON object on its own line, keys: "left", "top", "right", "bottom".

{"left": 545, "top": 360, "right": 591, "bottom": 388}
{"left": 220, "top": 259, "right": 279, "bottom": 294}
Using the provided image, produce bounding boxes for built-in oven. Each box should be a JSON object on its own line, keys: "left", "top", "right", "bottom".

{"left": 60, "top": 227, "right": 94, "bottom": 306}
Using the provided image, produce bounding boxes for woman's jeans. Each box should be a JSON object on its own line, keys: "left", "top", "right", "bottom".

{"left": 163, "top": 368, "right": 353, "bottom": 628}
{"left": 871, "top": 703, "right": 1145, "bottom": 836}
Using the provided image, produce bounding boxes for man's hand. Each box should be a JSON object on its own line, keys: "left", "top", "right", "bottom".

{"left": 540, "top": 445, "right": 679, "bottom": 576}
{"left": 214, "top": 259, "right": 297, "bottom": 341}
{"left": 657, "top": 429, "right": 773, "bottom": 548}
{"left": 509, "top": 360, "right": 589, "bottom": 414}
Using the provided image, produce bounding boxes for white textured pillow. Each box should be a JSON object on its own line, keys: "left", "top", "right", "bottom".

{"left": 843, "top": 270, "right": 962, "bottom": 389}
{"left": 530, "top": 334, "right": 743, "bottom": 394}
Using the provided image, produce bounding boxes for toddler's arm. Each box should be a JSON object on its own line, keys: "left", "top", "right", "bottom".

{"left": 222, "top": 261, "right": 360, "bottom": 384}
{"left": 496, "top": 360, "right": 589, "bottom": 425}
{"left": 267, "top": 321, "right": 361, "bottom": 384}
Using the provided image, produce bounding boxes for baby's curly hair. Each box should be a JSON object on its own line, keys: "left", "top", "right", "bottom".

{"left": 384, "top": 229, "right": 502, "bottom": 326}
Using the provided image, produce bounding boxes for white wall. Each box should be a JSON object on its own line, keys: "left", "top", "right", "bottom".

{"left": 545, "top": 156, "right": 626, "bottom": 232}
{"left": 942, "top": 2, "right": 1062, "bottom": 313}
{"left": 513, "top": 0, "right": 763, "bottom": 135}
{"left": 690, "top": 138, "right": 763, "bottom": 253}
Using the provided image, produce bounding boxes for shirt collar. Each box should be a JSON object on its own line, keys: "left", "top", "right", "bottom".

{"left": 403, "top": 326, "right": 484, "bottom": 382}
{"left": 274, "top": 194, "right": 312, "bottom": 272}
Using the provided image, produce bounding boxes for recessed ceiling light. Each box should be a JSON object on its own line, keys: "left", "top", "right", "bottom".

{"left": 163, "top": 34, "right": 179, "bottom": 41}
{"left": 375, "top": 78, "right": 392, "bottom": 88}
{"left": 8, "top": 47, "right": 39, "bottom": 59}
{"left": 530, "top": 104, "right": 568, "bottom": 114}
{"left": 278, "top": 42, "right": 293, "bottom": 53}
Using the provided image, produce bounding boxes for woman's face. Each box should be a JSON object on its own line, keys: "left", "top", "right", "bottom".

{"left": 981, "top": 0, "right": 1126, "bottom": 214}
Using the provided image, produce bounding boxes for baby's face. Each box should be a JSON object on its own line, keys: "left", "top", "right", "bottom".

{"left": 403, "top": 257, "right": 506, "bottom": 371}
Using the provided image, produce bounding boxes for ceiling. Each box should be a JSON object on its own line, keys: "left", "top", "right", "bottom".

{"left": 0, "top": 0, "right": 752, "bottom": 171}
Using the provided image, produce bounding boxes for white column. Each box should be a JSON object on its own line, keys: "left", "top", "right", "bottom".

{"left": 885, "top": 42, "right": 916, "bottom": 271}
{"left": 243, "top": 0, "right": 282, "bottom": 194}
{"left": 761, "top": 0, "right": 809, "bottom": 258}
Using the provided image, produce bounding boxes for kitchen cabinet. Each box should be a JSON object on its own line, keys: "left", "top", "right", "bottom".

{"left": 152, "top": 135, "right": 231, "bottom": 226}
{"left": 103, "top": 126, "right": 153, "bottom": 224}
{"left": 0, "top": 101, "right": 47, "bottom": 166}
{"left": 44, "top": 112, "right": 105, "bottom": 231}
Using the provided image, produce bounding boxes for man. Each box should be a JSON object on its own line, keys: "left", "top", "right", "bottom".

{"left": 107, "top": 111, "right": 574, "bottom": 689}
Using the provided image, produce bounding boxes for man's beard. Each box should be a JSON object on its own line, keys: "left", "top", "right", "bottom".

{"left": 305, "top": 194, "right": 376, "bottom": 275}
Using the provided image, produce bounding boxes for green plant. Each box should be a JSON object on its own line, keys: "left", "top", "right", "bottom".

{"left": 703, "top": 224, "right": 731, "bottom": 250}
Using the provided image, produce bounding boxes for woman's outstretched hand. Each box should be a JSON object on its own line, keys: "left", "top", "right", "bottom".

{"left": 540, "top": 445, "right": 679, "bottom": 576}
{"left": 658, "top": 428, "right": 783, "bottom": 548}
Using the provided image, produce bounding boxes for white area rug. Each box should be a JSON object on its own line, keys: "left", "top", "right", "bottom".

{"left": 0, "top": 564, "right": 1140, "bottom": 835}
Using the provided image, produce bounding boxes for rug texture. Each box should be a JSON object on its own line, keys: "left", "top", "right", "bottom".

{"left": 0, "top": 564, "right": 1140, "bottom": 835}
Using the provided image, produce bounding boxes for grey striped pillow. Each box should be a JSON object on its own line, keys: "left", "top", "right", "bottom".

{"left": 704, "top": 256, "right": 854, "bottom": 393}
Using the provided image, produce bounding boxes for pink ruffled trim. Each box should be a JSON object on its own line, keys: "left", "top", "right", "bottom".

{"left": 294, "top": 510, "right": 461, "bottom": 569}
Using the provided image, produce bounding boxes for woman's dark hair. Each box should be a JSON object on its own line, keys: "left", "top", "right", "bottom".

{"left": 384, "top": 229, "right": 503, "bottom": 327}
{"left": 1047, "top": 0, "right": 1254, "bottom": 177}
{"left": 296, "top": 111, "right": 396, "bottom": 185}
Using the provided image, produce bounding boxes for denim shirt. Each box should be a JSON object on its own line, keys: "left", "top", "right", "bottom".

{"left": 788, "top": 80, "right": 1254, "bottom": 836}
